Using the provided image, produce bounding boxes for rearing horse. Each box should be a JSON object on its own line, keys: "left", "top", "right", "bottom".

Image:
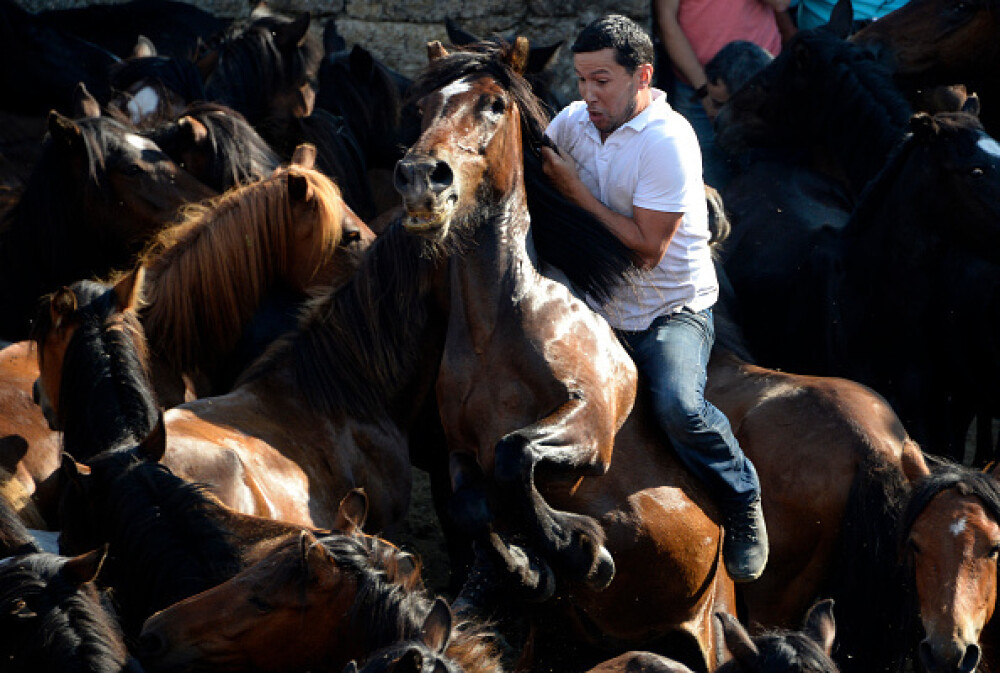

{"left": 396, "top": 40, "right": 734, "bottom": 671}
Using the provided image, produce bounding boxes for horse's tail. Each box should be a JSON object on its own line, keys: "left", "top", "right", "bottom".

{"left": 825, "top": 452, "right": 912, "bottom": 673}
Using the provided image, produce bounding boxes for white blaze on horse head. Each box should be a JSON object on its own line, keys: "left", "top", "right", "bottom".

{"left": 127, "top": 86, "right": 161, "bottom": 124}
{"left": 950, "top": 515, "right": 968, "bottom": 537}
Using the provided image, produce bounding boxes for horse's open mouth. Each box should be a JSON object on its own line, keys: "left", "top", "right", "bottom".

{"left": 402, "top": 203, "right": 453, "bottom": 232}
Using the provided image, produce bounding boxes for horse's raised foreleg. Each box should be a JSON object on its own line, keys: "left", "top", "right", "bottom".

{"left": 493, "top": 393, "right": 619, "bottom": 590}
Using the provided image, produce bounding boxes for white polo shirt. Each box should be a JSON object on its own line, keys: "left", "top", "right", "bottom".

{"left": 545, "top": 88, "right": 718, "bottom": 331}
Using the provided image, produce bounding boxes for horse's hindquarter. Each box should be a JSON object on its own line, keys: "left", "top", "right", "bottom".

{"left": 164, "top": 387, "right": 410, "bottom": 530}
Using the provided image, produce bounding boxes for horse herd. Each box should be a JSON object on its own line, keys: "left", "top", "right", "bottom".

{"left": 0, "top": 0, "right": 998, "bottom": 672}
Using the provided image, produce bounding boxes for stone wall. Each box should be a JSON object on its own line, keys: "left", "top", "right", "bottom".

{"left": 14, "top": 0, "right": 654, "bottom": 105}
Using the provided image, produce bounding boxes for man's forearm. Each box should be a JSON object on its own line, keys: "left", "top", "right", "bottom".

{"left": 562, "top": 180, "right": 658, "bottom": 267}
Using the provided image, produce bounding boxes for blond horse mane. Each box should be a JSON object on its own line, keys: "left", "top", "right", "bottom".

{"left": 0, "top": 467, "right": 46, "bottom": 529}
{"left": 138, "top": 166, "right": 345, "bottom": 373}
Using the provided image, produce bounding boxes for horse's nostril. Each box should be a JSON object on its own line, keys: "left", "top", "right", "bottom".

{"left": 960, "top": 643, "right": 981, "bottom": 673}
{"left": 138, "top": 630, "right": 168, "bottom": 658}
{"left": 429, "top": 161, "right": 453, "bottom": 190}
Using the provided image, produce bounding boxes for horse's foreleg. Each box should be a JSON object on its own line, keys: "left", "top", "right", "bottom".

{"left": 493, "top": 394, "right": 618, "bottom": 590}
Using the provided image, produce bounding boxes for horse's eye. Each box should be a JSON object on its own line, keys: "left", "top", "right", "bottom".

{"left": 908, "top": 538, "right": 922, "bottom": 555}
{"left": 971, "top": 167, "right": 985, "bottom": 178}
{"left": 989, "top": 543, "right": 1000, "bottom": 559}
{"left": 491, "top": 97, "right": 506, "bottom": 115}
{"left": 122, "top": 163, "right": 144, "bottom": 177}
{"left": 343, "top": 229, "right": 361, "bottom": 243}
{"left": 247, "top": 595, "right": 272, "bottom": 614}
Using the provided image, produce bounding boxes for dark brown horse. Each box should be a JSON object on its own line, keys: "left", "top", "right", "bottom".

{"left": 853, "top": 0, "right": 1000, "bottom": 136}
{"left": 397, "top": 40, "right": 734, "bottom": 672}
{"left": 0, "top": 95, "right": 213, "bottom": 341}
{"left": 897, "top": 459, "right": 1000, "bottom": 673}
{"left": 138, "top": 529, "right": 484, "bottom": 673}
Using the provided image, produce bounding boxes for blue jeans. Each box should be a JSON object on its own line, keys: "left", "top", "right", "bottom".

{"left": 669, "top": 79, "right": 735, "bottom": 191}
{"left": 618, "top": 308, "right": 760, "bottom": 507}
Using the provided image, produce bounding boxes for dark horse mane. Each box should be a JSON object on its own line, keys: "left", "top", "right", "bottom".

{"left": 241, "top": 220, "right": 437, "bottom": 420}
{"left": 405, "top": 42, "right": 637, "bottom": 301}
{"left": 717, "top": 629, "right": 839, "bottom": 673}
{"left": 147, "top": 102, "right": 282, "bottom": 192}
{"left": 297, "top": 534, "right": 503, "bottom": 673}
{"left": 30, "top": 280, "right": 158, "bottom": 463}
{"left": 0, "top": 552, "right": 134, "bottom": 673}
{"left": 72, "top": 449, "right": 243, "bottom": 625}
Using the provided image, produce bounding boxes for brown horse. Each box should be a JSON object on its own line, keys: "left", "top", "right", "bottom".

{"left": 705, "top": 342, "right": 925, "bottom": 672}
{"left": 396, "top": 40, "right": 734, "bottom": 672}
{"left": 138, "top": 147, "right": 374, "bottom": 405}
{"left": 853, "top": 0, "right": 1000, "bottom": 136}
{"left": 138, "top": 529, "right": 487, "bottom": 673}
{"left": 0, "top": 341, "right": 60, "bottom": 527}
{"left": 33, "top": 225, "right": 427, "bottom": 531}
{"left": 897, "top": 459, "right": 1000, "bottom": 673}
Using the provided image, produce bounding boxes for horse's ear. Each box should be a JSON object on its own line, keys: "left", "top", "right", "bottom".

{"left": 900, "top": 441, "right": 931, "bottom": 481}
{"left": 506, "top": 36, "right": 531, "bottom": 75}
{"left": 250, "top": 0, "right": 271, "bottom": 18}
{"left": 910, "top": 112, "right": 940, "bottom": 142}
{"left": 290, "top": 143, "right": 318, "bottom": 170}
{"left": 444, "top": 16, "right": 478, "bottom": 47}
{"left": 420, "top": 598, "right": 453, "bottom": 654}
{"left": 112, "top": 267, "right": 145, "bottom": 312}
{"left": 61, "top": 544, "right": 109, "bottom": 585}
{"left": 133, "top": 35, "right": 157, "bottom": 58}
{"left": 963, "top": 92, "right": 981, "bottom": 117}
{"left": 287, "top": 171, "right": 312, "bottom": 203}
{"left": 342, "top": 662, "right": 359, "bottom": 673}
{"left": 178, "top": 115, "right": 210, "bottom": 146}
{"left": 394, "top": 552, "right": 421, "bottom": 589}
{"left": 72, "top": 82, "right": 101, "bottom": 119}
{"left": 526, "top": 40, "right": 563, "bottom": 75}
{"left": 50, "top": 287, "right": 78, "bottom": 332}
{"left": 136, "top": 411, "right": 167, "bottom": 463}
{"left": 300, "top": 530, "right": 336, "bottom": 580}
{"left": 275, "top": 13, "right": 311, "bottom": 51}
{"left": 60, "top": 452, "right": 91, "bottom": 485}
{"left": 427, "top": 40, "right": 449, "bottom": 62}
{"left": 48, "top": 111, "right": 84, "bottom": 150}
{"left": 826, "top": 0, "right": 854, "bottom": 39}
{"left": 349, "top": 44, "right": 375, "bottom": 78}
{"left": 334, "top": 488, "right": 368, "bottom": 534}
{"left": 716, "top": 611, "right": 760, "bottom": 667}
{"left": 323, "top": 18, "right": 345, "bottom": 54}
{"left": 802, "top": 599, "right": 837, "bottom": 656}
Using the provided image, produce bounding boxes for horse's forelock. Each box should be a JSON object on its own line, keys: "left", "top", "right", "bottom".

{"left": 900, "top": 463, "right": 1000, "bottom": 543}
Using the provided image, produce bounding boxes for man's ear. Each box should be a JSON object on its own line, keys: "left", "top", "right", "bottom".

{"left": 638, "top": 63, "right": 654, "bottom": 88}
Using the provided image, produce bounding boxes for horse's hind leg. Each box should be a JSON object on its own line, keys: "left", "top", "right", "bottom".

{"left": 493, "top": 395, "right": 618, "bottom": 590}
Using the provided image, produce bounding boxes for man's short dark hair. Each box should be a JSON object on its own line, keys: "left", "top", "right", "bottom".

{"left": 572, "top": 14, "right": 654, "bottom": 74}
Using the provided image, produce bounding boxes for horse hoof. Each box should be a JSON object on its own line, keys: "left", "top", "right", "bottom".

{"left": 586, "top": 545, "right": 615, "bottom": 591}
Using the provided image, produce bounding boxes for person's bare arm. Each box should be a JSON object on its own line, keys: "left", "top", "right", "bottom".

{"left": 541, "top": 146, "right": 682, "bottom": 268}
{"left": 774, "top": 8, "right": 798, "bottom": 41}
{"left": 655, "top": 0, "right": 719, "bottom": 119}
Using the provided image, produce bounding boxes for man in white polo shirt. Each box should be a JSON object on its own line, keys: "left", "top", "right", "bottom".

{"left": 541, "top": 14, "right": 768, "bottom": 582}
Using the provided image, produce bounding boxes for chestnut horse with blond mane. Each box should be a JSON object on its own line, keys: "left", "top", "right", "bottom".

{"left": 137, "top": 147, "right": 373, "bottom": 406}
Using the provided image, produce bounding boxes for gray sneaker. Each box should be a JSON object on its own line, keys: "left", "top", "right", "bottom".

{"left": 723, "top": 497, "right": 769, "bottom": 583}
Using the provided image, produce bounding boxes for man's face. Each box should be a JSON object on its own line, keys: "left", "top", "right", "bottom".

{"left": 574, "top": 48, "right": 644, "bottom": 137}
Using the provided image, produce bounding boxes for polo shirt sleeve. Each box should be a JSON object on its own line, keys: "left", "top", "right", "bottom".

{"left": 632, "top": 125, "right": 703, "bottom": 214}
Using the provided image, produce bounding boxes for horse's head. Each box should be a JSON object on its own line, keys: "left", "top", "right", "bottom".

{"left": 716, "top": 600, "right": 839, "bottom": 673}
{"left": 31, "top": 272, "right": 146, "bottom": 434}
{"left": 901, "top": 465, "right": 1000, "bottom": 673}
{"left": 45, "top": 111, "right": 214, "bottom": 248}
{"left": 145, "top": 103, "right": 281, "bottom": 192}
{"left": 394, "top": 39, "right": 534, "bottom": 242}
{"left": 853, "top": 0, "right": 1000, "bottom": 82}
{"left": 108, "top": 38, "right": 204, "bottom": 127}
{"left": 0, "top": 548, "right": 136, "bottom": 672}
{"left": 138, "top": 529, "right": 408, "bottom": 672}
